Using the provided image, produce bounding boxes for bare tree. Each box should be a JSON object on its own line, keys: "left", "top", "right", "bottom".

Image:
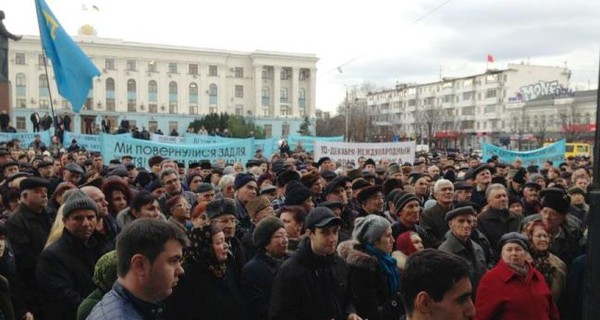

{"left": 557, "top": 106, "right": 585, "bottom": 142}
{"left": 508, "top": 110, "right": 531, "bottom": 150}
{"left": 414, "top": 101, "right": 445, "bottom": 150}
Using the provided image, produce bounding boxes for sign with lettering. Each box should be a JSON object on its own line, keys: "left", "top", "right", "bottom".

{"left": 0, "top": 130, "right": 52, "bottom": 147}
{"left": 482, "top": 140, "right": 566, "bottom": 166}
{"left": 314, "top": 140, "right": 416, "bottom": 165}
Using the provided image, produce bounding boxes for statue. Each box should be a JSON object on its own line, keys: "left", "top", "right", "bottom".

{"left": 0, "top": 11, "right": 23, "bottom": 81}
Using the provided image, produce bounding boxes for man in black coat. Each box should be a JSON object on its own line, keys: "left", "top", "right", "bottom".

{"left": 6, "top": 178, "right": 52, "bottom": 318}
{"left": 269, "top": 207, "right": 360, "bottom": 320}
{"left": 477, "top": 184, "right": 523, "bottom": 253}
{"left": 30, "top": 112, "right": 40, "bottom": 132}
{"left": 36, "top": 190, "right": 103, "bottom": 319}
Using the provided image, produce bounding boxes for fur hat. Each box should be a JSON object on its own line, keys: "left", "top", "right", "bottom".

{"left": 284, "top": 181, "right": 312, "bottom": 206}
{"left": 62, "top": 190, "right": 99, "bottom": 218}
{"left": 540, "top": 187, "right": 571, "bottom": 214}
{"left": 246, "top": 195, "right": 272, "bottom": 217}
{"left": 252, "top": 216, "right": 284, "bottom": 248}
{"left": 301, "top": 171, "right": 321, "bottom": 188}
{"left": 352, "top": 215, "right": 390, "bottom": 245}
{"left": 206, "top": 198, "right": 237, "bottom": 219}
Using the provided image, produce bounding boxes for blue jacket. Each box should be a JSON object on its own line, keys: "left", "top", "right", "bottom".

{"left": 87, "top": 281, "right": 165, "bottom": 320}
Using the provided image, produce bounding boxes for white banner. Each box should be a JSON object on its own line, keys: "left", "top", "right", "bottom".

{"left": 314, "top": 141, "right": 416, "bottom": 165}
{"left": 150, "top": 133, "right": 185, "bottom": 144}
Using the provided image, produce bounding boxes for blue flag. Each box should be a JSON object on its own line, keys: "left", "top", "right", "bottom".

{"left": 34, "top": 0, "right": 101, "bottom": 113}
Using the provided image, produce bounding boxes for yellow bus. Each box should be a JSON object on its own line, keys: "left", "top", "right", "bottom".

{"left": 564, "top": 143, "right": 592, "bottom": 158}
{"left": 543, "top": 142, "right": 592, "bottom": 159}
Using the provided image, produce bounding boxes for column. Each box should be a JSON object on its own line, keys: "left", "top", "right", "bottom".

{"left": 309, "top": 68, "right": 317, "bottom": 118}
{"left": 273, "top": 66, "right": 281, "bottom": 118}
{"left": 254, "top": 65, "right": 262, "bottom": 117}
{"left": 291, "top": 67, "right": 299, "bottom": 117}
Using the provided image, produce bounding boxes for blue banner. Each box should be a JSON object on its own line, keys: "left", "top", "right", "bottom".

{"left": 35, "top": 0, "right": 101, "bottom": 112}
{"left": 64, "top": 132, "right": 131, "bottom": 152}
{"left": 286, "top": 135, "right": 345, "bottom": 153}
{"left": 0, "top": 130, "right": 51, "bottom": 147}
{"left": 482, "top": 140, "right": 566, "bottom": 166}
{"left": 254, "top": 138, "right": 277, "bottom": 158}
{"left": 101, "top": 134, "right": 254, "bottom": 168}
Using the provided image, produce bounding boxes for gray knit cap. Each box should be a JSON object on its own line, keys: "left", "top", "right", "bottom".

{"left": 62, "top": 190, "right": 99, "bottom": 218}
{"left": 352, "top": 215, "right": 391, "bottom": 245}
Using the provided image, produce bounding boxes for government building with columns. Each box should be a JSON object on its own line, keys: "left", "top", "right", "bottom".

{"left": 6, "top": 25, "right": 318, "bottom": 137}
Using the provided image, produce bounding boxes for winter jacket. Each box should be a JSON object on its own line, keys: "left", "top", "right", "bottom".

{"left": 241, "top": 250, "right": 286, "bottom": 320}
{"left": 165, "top": 257, "right": 247, "bottom": 320}
{"left": 391, "top": 221, "right": 436, "bottom": 249}
{"left": 475, "top": 260, "right": 559, "bottom": 320}
{"left": 36, "top": 229, "right": 101, "bottom": 319}
{"left": 87, "top": 281, "right": 164, "bottom": 320}
{"left": 420, "top": 202, "right": 453, "bottom": 247}
{"left": 6, "top": 204, "right": 52, "bottom": 316}
{"left": 438, "top": 234, "right": 488, "bottom": 292}
{"left": 338, "top": 241, "right": 404, "bottom": 320}
{"left": 269, "top": 237, "right": 355, "bottom": 320}
{"left": 477, "top": 207, "right": 523, "bottom": 251}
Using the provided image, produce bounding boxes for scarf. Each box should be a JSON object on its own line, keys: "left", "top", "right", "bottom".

{"left": 507, "top": 262, "right": 529, "bottom": 277}
{"left": 530, "top": 249, "right": 555, "bottom": 286}
{"left": 364, "top": 243, "right": 400, "bottom": 293}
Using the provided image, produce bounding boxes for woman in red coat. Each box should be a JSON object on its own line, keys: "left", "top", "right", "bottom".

{"left": 475, "top": 232, "right": 559, "bottom": 320}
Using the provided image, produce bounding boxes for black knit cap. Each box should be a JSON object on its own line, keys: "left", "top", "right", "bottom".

{"left": 394, "top": 192, "right": 419, "bottom": 212}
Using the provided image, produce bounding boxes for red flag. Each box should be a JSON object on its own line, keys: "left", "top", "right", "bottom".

{"left": 487, "top": 54, "right": 495, "bottom": 63}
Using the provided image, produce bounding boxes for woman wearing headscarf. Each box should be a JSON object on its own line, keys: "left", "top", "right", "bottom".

{"left": 337, "top": 215, "right": 404, "bottom": 320}
{"left": 524, "top": 220, "right": 567, "bottom": 304}
{"left": 475, "top": 232, "right": 559, "bottom": 320}
{"left": 165, "top": 224, "right": 247, "bottom": 320}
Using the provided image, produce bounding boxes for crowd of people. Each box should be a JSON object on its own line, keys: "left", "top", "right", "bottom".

{"left": 0, "top": 136, "right": 592, "bottom": 320}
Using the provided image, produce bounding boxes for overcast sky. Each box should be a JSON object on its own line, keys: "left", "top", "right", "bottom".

{"left": 3, "top": 0, "right": 599, "bottom": 114}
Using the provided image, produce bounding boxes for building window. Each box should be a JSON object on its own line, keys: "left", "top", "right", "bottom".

{"left": 262, "top": 67, "right": 272, "bottom": 80}
{"left": 37, "top": 54, "right": 46, "bottom": 66}
{"left": 235, "top": 85, "right": 243, "bottom": 98}
{"left": 282, "top": 123, "right": 290, "bottom": 137}
{"left": 105, "top": 58, "right": 115, "bottom": 70}
{"left": 298, "top": 88, "right": 306, "bottom": 108}
{"left": 39, "top": 99, "right": 49, "bottom": 109}
{"left": 235, "top": 104, "right": 243, "bottom": 116}
{"left": 280, "top": 87, "right": 288, "bottom": 103}
{"left": 262, "top": 87, "right": 270, "bottom": 106}
{"left": 127, "top": 79, "right": 137, "bottom": 112}
{"left": 189, "top": 83, "right": 198, "bottom": 115}
{"left": 169, "top": 82, "right": 178, "bottom": 112}
{"left": 106, "top": 78, "right": 115, "bottom": 111}
{"left": 148, "top": 61, "right": 157, "bottom": 72}
{"left": 189, "top": 64, "right": 198, "bottom": 75}
{"left": 15, "top": 53, "right": 26, "bottom": 65}
{"left": 61, "top": 99, "right": 70, "bottom": 110}
{"left": 462, "top": 106, "right": 475, "bottom": 116}
{"left": 280, "top": 106, "right": 289, "bottom": 116}
{"left": 234, "top": 67, "right": 243, "bottom": 78}
{"left": 299, "top": 69, "right": 310, "bottom": 81}
{"left": 126, "top": 60, "right": 137, "bottom": 71}
{"left": 148, "top": 80, "right": 158, "bottom": 102}
{"left": 209, "top": 106, "right": 218, "bottom": 114}
{"left": 281, "top": 67, "right": 292, "bottom": 80}
{"left": 209, "top": 65, "right": 218, "bottom": 76}
{"left": 209, "top": 84, "right": 218, "bottom": 105}
{"left": 17, "top": 98, "right": 26, "bottom": 108}
{"left": 168, "top": 63, "right": 178, "bottom": 74}
{"left": 15, "top": 73, "right": 26, "bottom": 97}
{"left": 264, "top": 124, "right": 272, "bottom": 138}
{"left": 485, "top": 89, "right": 497, "bottom": 98}
{"left": 484, "top": 105, "right": 495, "bottom": 113}
{"left": 85, "top": 90, "right": 93, "bottom": 111}
{"left": 16, "top": 117, "right": 26, "bottom": 131}
{"left": 149, "top": 104, "right": 157, "bottom": 113}
{"left": 39, "top": 74, "right": 49, "bottom": 97}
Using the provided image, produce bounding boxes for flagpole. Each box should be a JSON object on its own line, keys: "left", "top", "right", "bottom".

{"left": 41, "top": 53, "right": 58, "bottom": 136}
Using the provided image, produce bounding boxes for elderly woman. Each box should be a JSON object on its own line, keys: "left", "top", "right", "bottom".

{"left": 524, "top": 220, "right": 567, "bottom": 303}
{"left": 166, "top": 224, "right": 246, "bottom": 320}
{"left": 475, "top": 232, "right": 559, "bottom": 320}
{"left": 338, "top": 215, "right": 404, "bottom": 320}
